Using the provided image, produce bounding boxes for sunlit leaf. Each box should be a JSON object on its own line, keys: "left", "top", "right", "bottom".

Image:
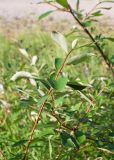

{"left": 49, "top": 136, "right": 53, "bottom": 159}
{"left": 103, "top": 37, "right": 114, "bottom": 42}
{"left": 55, "top": 58, "right": 64, "bottom": 71}
{"left": 66, "top": 53, "right": 95, "bottom": 65}
{"left": 72, "top": 39, "right": 78, "bottom": 49}
{"left": 38, "top": 10, "right": 55, "bottom": 20}
{"left": 77, "top": 91, "right": 94, "bottom": 106}
{"left": 51, "top": 31, "right": 68, "bottom": 53}
{"left": 82, "top": 21, "right": 92, "bottom": 27}
{"left": 48, "top": 77, "right": 68, "bottom": 91}
{"left": 11, "top": 71, "right": 33, "bottom": 81}
{"left": 56, "top": 0, "right": 69, "bottom": 9}
{"left": 37, "top": 95, "right": 48, "bottom": 106}
{"left": 92, "top": 10, "right": 103, "bottom": 17}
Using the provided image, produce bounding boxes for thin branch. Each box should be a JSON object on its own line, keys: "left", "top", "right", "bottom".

{"left": 85, "top": 1, "right": 114, "bottom": 19}
{"left": 85, "top": 2, "right": 100, "bottom": 19}
{"left": 37, "top": 1, "right": 67, "bottom": 12}
{"left": 52, "top": 110, "right": 75, "bottom": 131}
{"left": 55, "top": 49, "right": 73, "bottom": 79}
{"left": 22, "top": 49, "right": 74, "bottom": 160}
{"left": 51, "top": 93, "right": 75, "bottom": 131}
{"left": 98, "top": 147, "right": 114, "bottom": 155}
{"left": 68, "top": 4, "right": 114, "bottom": 76}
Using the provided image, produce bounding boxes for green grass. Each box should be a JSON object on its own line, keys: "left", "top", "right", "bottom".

{"left": 0, "top": 25, "right": 114, "bottom": 160}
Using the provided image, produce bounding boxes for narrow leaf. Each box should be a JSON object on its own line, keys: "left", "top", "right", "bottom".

{"left": 51, "top": 31, "right": 68, "bottom": 53}
{"left": 103, "top": 37, "right": 114, "bottom": 42}
{"left": 48, "top": 77, "right": 68, "bottom": 91}
{"left": 38, "top": 79, "right": 51, "bottom": 90}
{"left": 67, "top": 81, "right": 88, "bottom": 90}
{"left": 72, "top": 39, "right": 78, "bottom": 49}
{"left": 37, "top": 95, "right": 48, "bottom": 106}
{"left": 38, "top": 10, "right": 55, "bottom": 20}
{"left": 77, "top": 91, "right": 94, "bottom": 106}
{"left": 76, "top": 0, "right": 80, "bottom": 11}
{"left": 12, "top": 140, "right": 27, "bottom": 147}
{"left": 55, "top": 58, "right": 64, "bottom": 71}
{"left": 92, "top": 10, "right": 103, "bottom": 17}
{"left": 66, "top": 53, "right": 94, "bottom": 65}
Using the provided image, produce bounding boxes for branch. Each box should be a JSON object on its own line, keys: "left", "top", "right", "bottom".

{"left": 37, "top": 1, "right": 67, "bottom": 12}
{"left": 51, "top": 93, "right": 75, "bottom": 131}
{"left": 22, "top": 49, "right": 74, "bottom": 160}
{"left": 68, "top": 4, "right": 114, "bottom": 77}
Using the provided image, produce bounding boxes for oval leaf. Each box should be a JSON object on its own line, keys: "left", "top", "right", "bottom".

{"left": 51, "top": 31, "right": 68, "bottom": 53}
{"left": 56, "top": 0, "right": 69, "bottom": 9}
{"left": 55, "top": 58, "right": 64, "bottom": 71}
{"left": 66, "top": 53, "right": 94, "bottom": 65}
{"left": 38, "top": 10, "right": 55, "bottom": 20}
{"left": 67, "top": 81, "right": 88, "bottom": 90}
{"left": 48, "top": 77, "right": 68, "bottom": 91}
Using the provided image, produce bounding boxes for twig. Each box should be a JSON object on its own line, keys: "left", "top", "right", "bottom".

{"left": 52, "top": 110, "right": 75, "bottom": 131}
{"left": 68, "top": 4, "right": 114, "bottom": 77}
{"left": 22, "top": 49, "right": 73, "bottom": 160}
{"left": 37, "top": 1, "right": 67, "bottom": 12}
{"left": 85, "top": 1, "right": 114, "bottom": 19}
{"left": 85, "top": 2, "right": 100, "bottom": 19}
{"left": 51, "top": 93, "right": 75, "bottom": 131}
{"left": 98, "top": 147, "right": 114, "bottom": 155}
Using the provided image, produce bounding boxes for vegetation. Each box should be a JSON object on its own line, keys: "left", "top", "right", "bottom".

{"left": 0, "top": 0, "right": 114, "bottom": 159}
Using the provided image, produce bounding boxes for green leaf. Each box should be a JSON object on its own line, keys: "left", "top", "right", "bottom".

{"left": 56, "top": 0, "right": 69, "bottom": 9}
{"left": 82, "top": 21, "right": 92, "bottom": 27}
{"left": 38, "top": 10, "right": 55, "bottom": 20}
{"left": 72, "top": 39, "right": 78, "bottom": 49}
{"left": 32, "top": 128, "right": 54, "bottom": 139}
{"left": 100, "top": 7, "right": 112, "bottom": 10}
{"left": 55, "top": 58, "right": 64, "bottom": 71}
{"left": 103, "top": 37, "right": 114, "bottom": 42}
{"left": 77, "top": 91, "right": 94, "bottom": 107}
{"left": 67, "top": 81, "right": 87, "bottom": 90}
{"left": 100, "top": 0, "right": 114, "bottom": 3}
{"left": 75, "top": 131, "right": 86, "bottom": 144}
{"left": 55, "top": 97, "right": 64, "bottom": 107}
{"left": 92, "top": 10, "right": 103, "bottom": 17}
{"left": 66, "top": 53, "right": 94, "bottom": 65}
{"left": 49, "top": 136, "right": 53, "bottom": 159}
{"left": 50, "top": 72, "right": 57, "bottom": 79}
{"left": 76, "top": 0, "right": 80, "bottom": 11}
{"left": 48, "top": 77, "right": 68, "bottom": 91}
{"left": 51, "top": 31, "right": 68, "bottom": 53}
{"left": 60, "top": 131, "right": 80, "bottom": 149}
{"left": 38, "top": 79, "right": 51, "bottom": 90}
{"left": 9, "top": 154, "right": 24, "bottom": 160}
{"left": 12, "top": 140, "right": 27, "bottom": 147}
{"left": 37, "top": 95, "right": 48, "bottom": 106}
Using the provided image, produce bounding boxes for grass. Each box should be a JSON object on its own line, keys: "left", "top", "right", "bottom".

{"left": 0, "top": 20, "right": 114, "bottom": 159}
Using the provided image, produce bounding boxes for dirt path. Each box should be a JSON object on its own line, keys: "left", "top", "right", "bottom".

{"left": 0, "top": 0, "right": 114, "bottom": 20}
{"left": 0, "top": 0, "right": 113, "bottom": 38}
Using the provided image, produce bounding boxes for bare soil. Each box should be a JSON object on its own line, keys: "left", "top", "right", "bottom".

{"left": 0, "top": 0, "right": 114, "bottom": 38}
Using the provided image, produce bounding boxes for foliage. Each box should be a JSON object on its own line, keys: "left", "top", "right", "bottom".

{"left": 0, "top": 0, "right": 114, "bottom": 160}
